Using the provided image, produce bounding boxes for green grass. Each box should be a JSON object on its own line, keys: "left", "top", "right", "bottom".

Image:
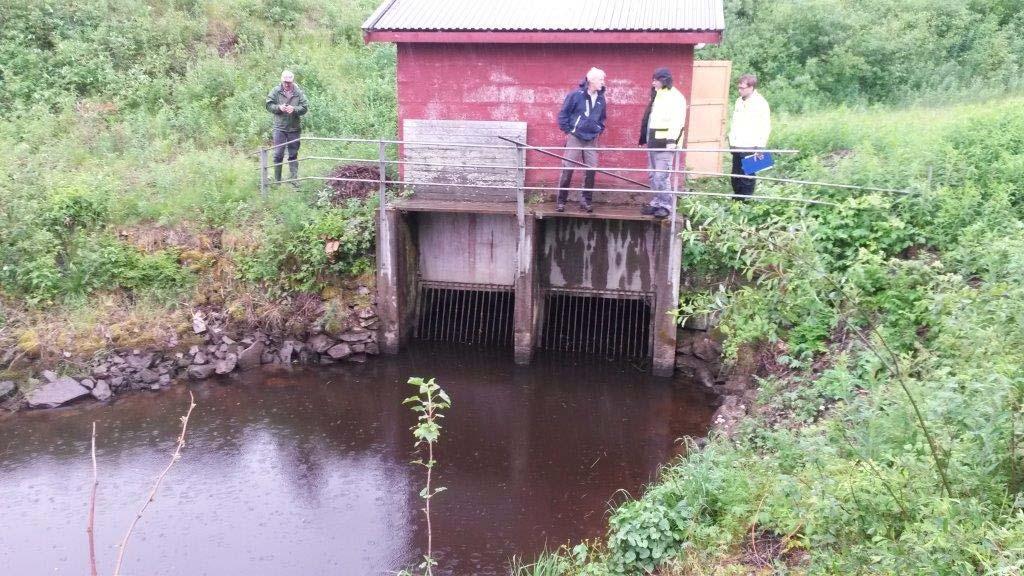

{"left": 0, "top": 0, "right": 394, "bottom": 312}
{"left": 521, "top": 99, "right": 1024, "bottom": 575}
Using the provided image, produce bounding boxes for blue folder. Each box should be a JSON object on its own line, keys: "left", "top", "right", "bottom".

{"left": 741, "top": 152, "right": 774, "bottom": 175}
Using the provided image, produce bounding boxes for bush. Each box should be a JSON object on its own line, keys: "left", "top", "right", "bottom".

{"left": 704, "top": 0, "right": 1024, "bottom": 112}
{"left": 236, "top": 197, "right": 376, "bottom": 293}
{"left": 577, "top": 98, "right": 1024, "bottom": 574}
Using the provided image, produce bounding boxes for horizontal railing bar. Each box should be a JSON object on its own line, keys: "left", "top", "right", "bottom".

{"left": 255, "top": 135, "right": 801, "bottom": 154}
{"left": 299, "top": 155, "right": 379, "bottom": 164}
{"left": 268, "top": 156, "right": 910, "bottom": 195}
{"left": 297, "top": 176, "right": 840, "bottom": 206}
{"left": 684, "top": 169, "right": 914, "bottom": 195}
{"left": 300, "top": 136, "right": 515, "bottom": 150}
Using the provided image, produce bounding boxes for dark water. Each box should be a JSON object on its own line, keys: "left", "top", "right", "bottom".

{"left": 0, "top": 345, "right": 718, "bottom": 575}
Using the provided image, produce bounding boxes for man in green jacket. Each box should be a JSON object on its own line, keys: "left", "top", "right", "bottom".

{"left": 265, "top": 70, "right": 309, "bottom": 183}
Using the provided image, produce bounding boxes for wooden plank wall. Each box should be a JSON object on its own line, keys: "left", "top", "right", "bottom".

{"left": 403, "top": 119, "right": 526, "bottom": 201}
{"left": 685, "top": 60, "right": 732, "bottom": 177}
{"left": 417, "top": 212, "right": 519, "bottom": 285}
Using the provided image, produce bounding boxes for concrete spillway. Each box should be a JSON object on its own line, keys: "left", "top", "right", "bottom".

{"left": 377, "top": 205, "right": 682, "bottom": 376}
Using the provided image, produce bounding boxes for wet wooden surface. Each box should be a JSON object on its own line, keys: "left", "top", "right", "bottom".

{"left": 392, "top": 198, "right": 681, "bottom": 223}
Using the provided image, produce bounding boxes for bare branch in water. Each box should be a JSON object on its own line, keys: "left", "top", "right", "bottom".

{"left": 112, "top": 392, "right": 197, "bottom": 576}
{"left": 88, "top": 421, "right": 98, "bottom": 576}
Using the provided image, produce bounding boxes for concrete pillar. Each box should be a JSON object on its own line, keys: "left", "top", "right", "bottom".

{"left": 513, "top": 218, "right": 537, "bottom": 364}
{"left": 376, "top": 208, "right": 403, "bottom": 354}
{"left": 651, "top": 217, "right": 683, "bottom": 377}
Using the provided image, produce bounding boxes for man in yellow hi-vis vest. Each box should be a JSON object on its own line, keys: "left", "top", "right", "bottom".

{"left": 638, "top": 67, "right": 687, "bottom": 219}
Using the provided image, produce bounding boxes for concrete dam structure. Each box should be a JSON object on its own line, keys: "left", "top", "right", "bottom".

{"left": 376, "top": 175, "right": 683, "bottom": 376}
{"left": 363, "top": 0, "right": 733, "bottom": 377}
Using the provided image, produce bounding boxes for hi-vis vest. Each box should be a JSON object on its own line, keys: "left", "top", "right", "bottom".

{"left": 649, "top": 87, "right": 687, "bottom": 143}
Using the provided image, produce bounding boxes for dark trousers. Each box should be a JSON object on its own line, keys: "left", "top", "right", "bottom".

{"left": 731, "top": 152, "right": 756, "bottom": 198}
{"left": 273, "top": 129, "right": 301, "bottom": 181}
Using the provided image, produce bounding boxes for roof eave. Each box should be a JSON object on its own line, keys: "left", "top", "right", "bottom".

{"left": 362, "top": 30, "right": 723, "bottom": 45}
{"left": 361, "top": 0, "right": 401, "bottom": 31}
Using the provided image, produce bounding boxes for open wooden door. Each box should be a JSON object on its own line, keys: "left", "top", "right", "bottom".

{"left": 686, "top": 60, "right": 732, "bottom": 178}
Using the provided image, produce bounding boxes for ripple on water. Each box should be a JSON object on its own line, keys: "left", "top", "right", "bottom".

{"left": 0, "top": 344, "right": 717, "bottom": 575}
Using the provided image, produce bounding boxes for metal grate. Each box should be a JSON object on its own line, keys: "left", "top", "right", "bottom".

{"left": 540, "top": 289, "right": 653, "bottom": 360}
{"left": 415, "top": 281, "right": 514, "bottom": 347}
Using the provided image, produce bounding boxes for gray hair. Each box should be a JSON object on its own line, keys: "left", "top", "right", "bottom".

{"left": 586, "top": 67, "right": 606, "bottom": 82}
{"left": 280, "top": 70, "right": 295, "bottom": 82}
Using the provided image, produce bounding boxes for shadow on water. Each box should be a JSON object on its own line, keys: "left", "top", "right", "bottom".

{"left": 0, "top": 343, "right": 719, "bottom": 575}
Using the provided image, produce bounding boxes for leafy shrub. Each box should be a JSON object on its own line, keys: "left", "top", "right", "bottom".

{"left": 40, "top": 187, "right": 109, "bottom": 236}
{"left": 705, "top": 0, "right": 1024, "bottom": 111}
{"left": 597, "top": 99, "right": 1024, "bottom": 575}
{"left": 237, "top": 198, "right": 375, "bottom": 292}
{"left": 808, "top": 194, "right": 918, "bottom": 267}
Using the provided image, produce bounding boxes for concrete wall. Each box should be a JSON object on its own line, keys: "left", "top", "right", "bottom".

{"left": 396, "top": 42, "right": 695, "bottom": 189}
{"left": 539, "top": 218, "right": 656, "bottom": 293}
{"left": 379, "top": 209, "right": 678, "bottom": 374}
{"left": 417, "top": 212, "right": 518, "bottom": 286}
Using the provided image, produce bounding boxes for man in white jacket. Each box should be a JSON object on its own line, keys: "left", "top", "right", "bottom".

{"left": 727, "top": 73, "right": 771, "bottom": 198}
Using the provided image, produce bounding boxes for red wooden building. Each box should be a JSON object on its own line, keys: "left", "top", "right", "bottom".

{"left": 363, "top": 0, "right": 727, "bottom": 191}
{"left": 367, "top": 1, "right": 731, "bottom": 376}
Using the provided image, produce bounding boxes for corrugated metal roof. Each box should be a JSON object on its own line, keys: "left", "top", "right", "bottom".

{"left": 363, "top": 0, "right": 724, "bottom": 32}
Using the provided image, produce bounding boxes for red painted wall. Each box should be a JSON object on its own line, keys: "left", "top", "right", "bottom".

{"left": 396, "top": 43, "right": 694, "bottom": 190}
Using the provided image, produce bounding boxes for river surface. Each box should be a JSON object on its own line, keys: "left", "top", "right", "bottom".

{"left": 0, "top": 344, "right": 718, "bottom": 575}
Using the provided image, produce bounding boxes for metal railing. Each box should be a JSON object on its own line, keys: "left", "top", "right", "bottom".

{"left": 255, "top": 134, "right": 922, "bottom": 311}
{"left": 255, "top": 135, "right": 913, "bottom": 205}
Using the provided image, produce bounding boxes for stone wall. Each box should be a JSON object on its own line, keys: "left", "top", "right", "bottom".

{"left": 675, "top": 327, "right": 761, "bottom": 437}
{"left": 6, "top": 303, "right": 381, "bottom": 410}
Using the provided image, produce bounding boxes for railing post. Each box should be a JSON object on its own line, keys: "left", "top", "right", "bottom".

{"left": 514, "top": 142, "right": 527, "bottom": 274}
{"left": 378, "top": 139, "right": 388, "bottom": 211}
{"left": 669, "top": 149, "right": 680, "bottom": 246}
{"left": 259, "top": 147, "right": 269, "bottom": 197}
{"left": 377, "top": 139, "right": 391, "bottom": 282}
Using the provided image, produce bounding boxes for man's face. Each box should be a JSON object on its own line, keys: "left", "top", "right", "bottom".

{"left": 651, "top": 78, "right": 662, "bottom": 89}
{"left": 588, "top": 75, "right": 605, "bottom": 92}
{"left": 737, "top": 82, "right": 754, "bottom": 99}
{"left": 282, "top": 80, "right": 294, "bottom": 91}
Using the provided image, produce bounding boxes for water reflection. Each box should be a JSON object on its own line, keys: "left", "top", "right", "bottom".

{"left": 0, "top": 344, "right": 717, "bottom": 575}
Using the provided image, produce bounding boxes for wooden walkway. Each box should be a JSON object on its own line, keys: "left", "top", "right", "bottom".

{"left": 392, "top": 198, "right": 679, "bottom": 222}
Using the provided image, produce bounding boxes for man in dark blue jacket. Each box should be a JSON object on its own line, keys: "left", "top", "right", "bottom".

{"left": 556, "top": 67, "right": 607, "bottom": 213}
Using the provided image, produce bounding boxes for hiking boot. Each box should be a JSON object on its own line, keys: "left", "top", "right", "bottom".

{"left": 653, "top": 207, "right": 670, "bottom": 219}
{"left": 555, "top": 203, "right": 566, "bottom": 213}
{"left": 640, "top": 204, "right": 657, "bottom": 216}
{"left": 580, "top": 202, "right": 593, "bottom": 213}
